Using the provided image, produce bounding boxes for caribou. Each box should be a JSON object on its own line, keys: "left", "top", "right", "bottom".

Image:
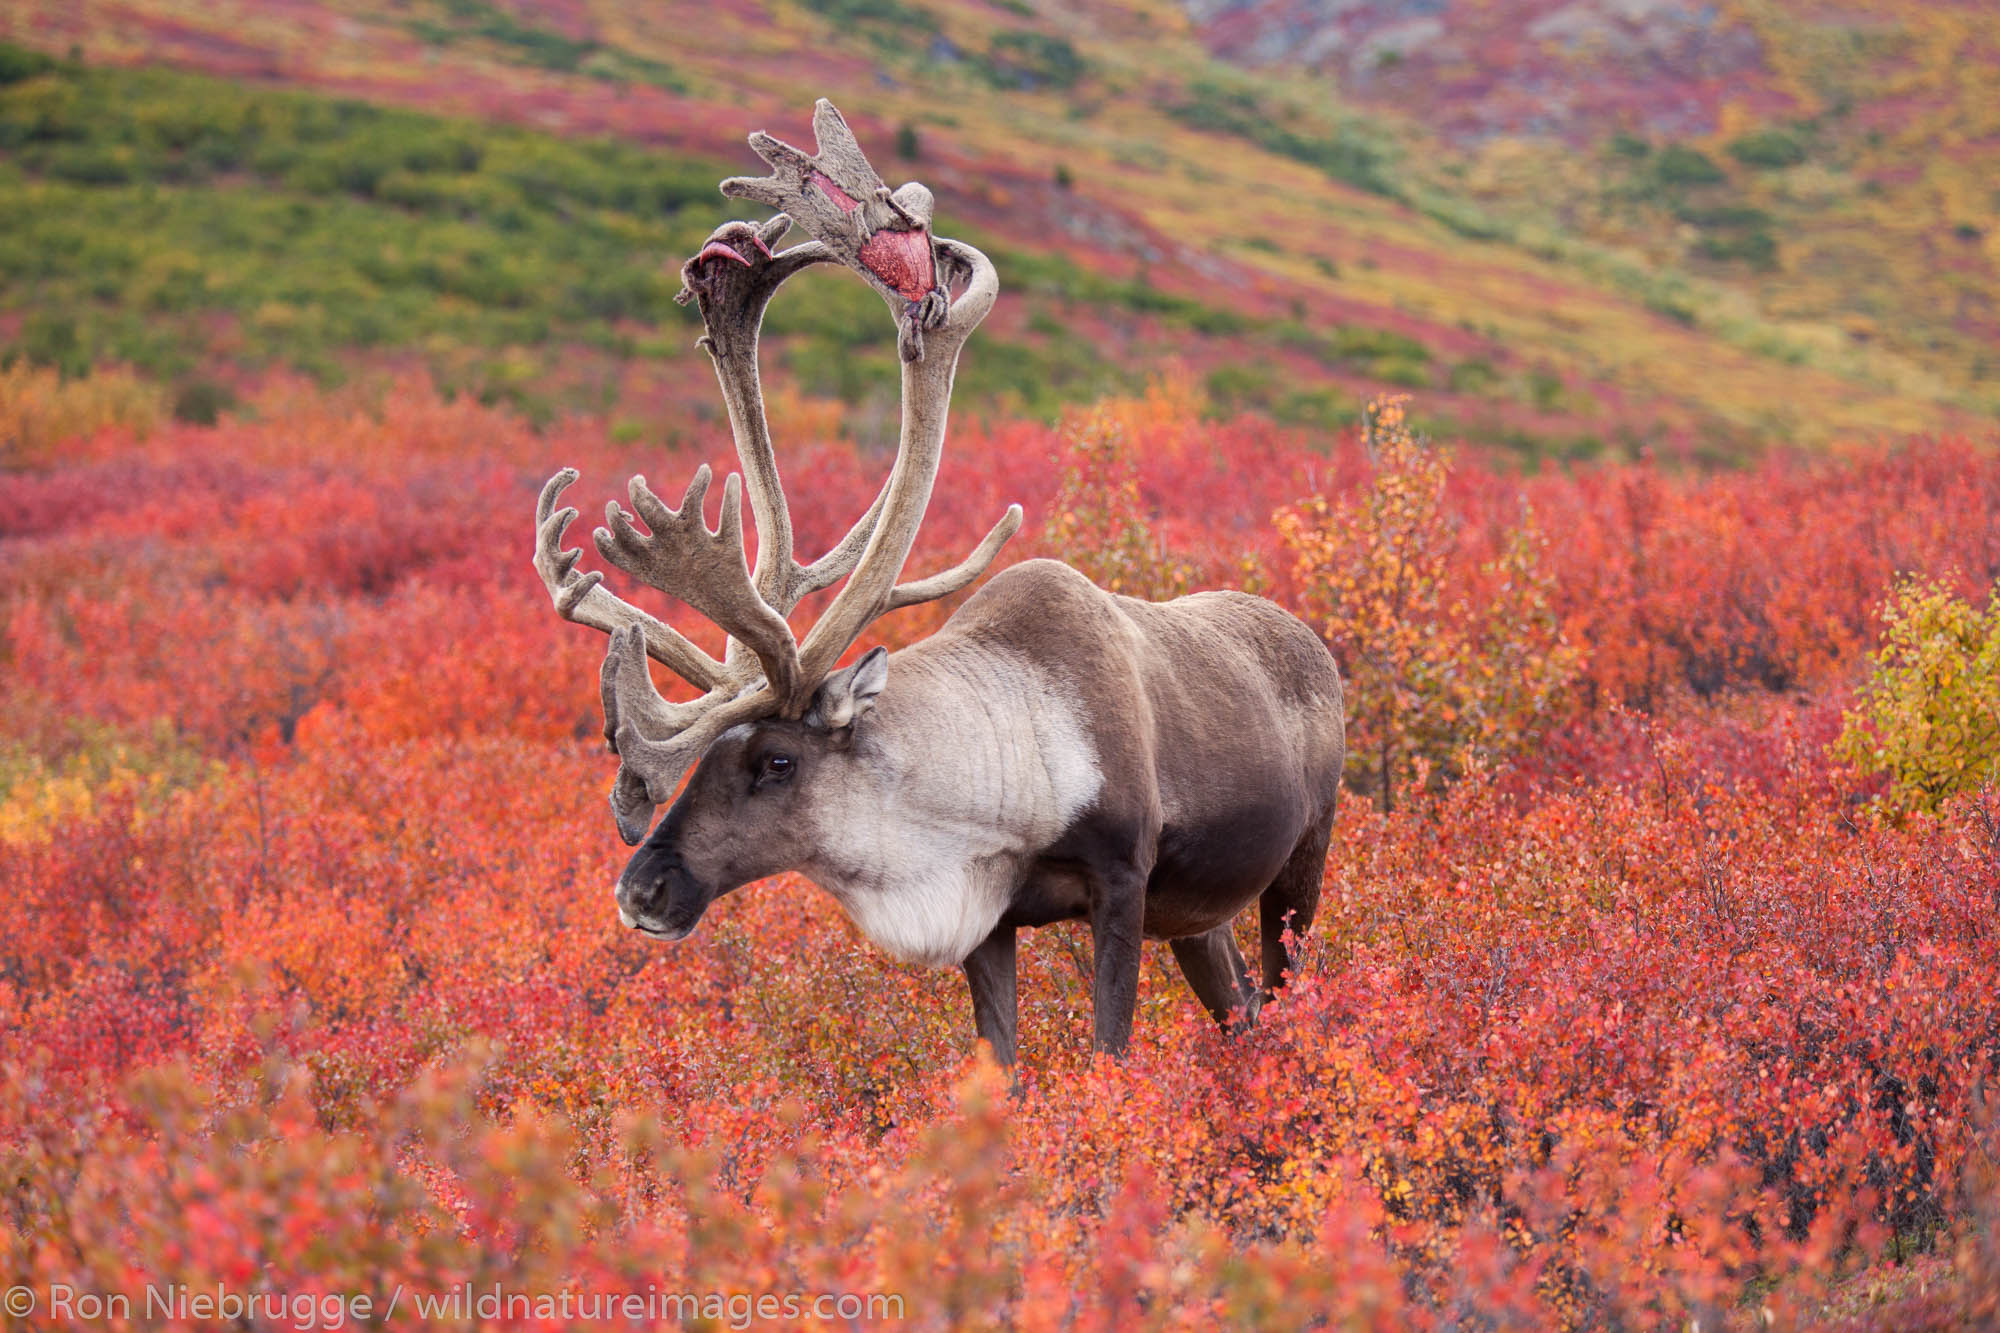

{"left": 532, "top": 101, "right": 1345, "bottom": 1062}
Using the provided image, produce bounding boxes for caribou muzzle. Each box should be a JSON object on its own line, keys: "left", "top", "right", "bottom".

{"left": 615, "top": 842, "right": 714, "bottom": 941}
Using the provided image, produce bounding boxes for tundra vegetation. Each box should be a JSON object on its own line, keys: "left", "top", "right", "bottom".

{"left": 3, "top": 369, "right": 1998, "bottom": 1327}
{"left": 3, "top": 1, "right": 2000, "bottom": 1323}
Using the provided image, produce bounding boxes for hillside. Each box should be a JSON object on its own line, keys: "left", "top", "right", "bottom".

{"left": 1, "top": 0, "right": 1990, "bottom": 458}
{"left": 1185, "top": 0, "right": 2000, "bottom": 429}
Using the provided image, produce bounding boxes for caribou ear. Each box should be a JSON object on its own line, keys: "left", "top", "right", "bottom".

{"left": 807, "top": 646, "right": 888, "bottom": 732}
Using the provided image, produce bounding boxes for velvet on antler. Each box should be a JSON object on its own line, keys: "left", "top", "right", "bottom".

{"left": 533, "top": 100, "right": 1021, "bottom": 844}
{"left": 721, "top": 98, "right": 951, "bottom": 363}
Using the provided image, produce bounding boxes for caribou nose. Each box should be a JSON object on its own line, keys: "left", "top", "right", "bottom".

{"left": 614, "top": 871, "right": 653, "bottom": 928}
{"left": 614, "top": 861, "right": 674, "bottom": 928}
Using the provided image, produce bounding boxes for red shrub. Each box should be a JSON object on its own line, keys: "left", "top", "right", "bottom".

{"left": 4, "top": 381, "right": 1998, "bottom": 1326}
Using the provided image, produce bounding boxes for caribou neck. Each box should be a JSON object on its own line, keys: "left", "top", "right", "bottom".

{"left": 798, "top": 638, "right": 1104, "bottom": 967}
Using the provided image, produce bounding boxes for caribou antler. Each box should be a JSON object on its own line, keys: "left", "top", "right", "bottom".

{"left": 723, "top": 98, "right": 949, "bottom": 362}
{"left": 595, "top": 467, "right": 802, "bottom": 706}
{"left": 535, "top": 100, "right": 1020, "bottom": 842}
{"left": 535, "top": 468, "right": 727, "bottom": 693}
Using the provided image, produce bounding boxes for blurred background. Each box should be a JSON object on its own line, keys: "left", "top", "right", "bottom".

{"left": 1, "top": 0, "right": 1993, "bottom": 465}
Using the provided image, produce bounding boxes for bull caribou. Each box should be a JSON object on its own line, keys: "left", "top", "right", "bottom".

{"left": 533, "top": 101, "right": 1344, "bottom": 1062}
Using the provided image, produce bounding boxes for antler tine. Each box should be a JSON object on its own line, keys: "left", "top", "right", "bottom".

{"left": 789, "top": 237, "right": 1005, "bottom": 701}
{"left": 793, "top": 483, "right": 889, "bottom": 600}
{"left": 599, "top": 625, "right": 757, "bottom": 843}
{"left": 598, "top": 623, "right": 731, "bottom": 749}
{"left": 535, "top": 469, "right": 727, "bottom": 691}
{"left": 595, "top": 467, "right": 802, "bottom": 706}
{"left": 885, "top": 504, "right": 1024, "bottom": 611}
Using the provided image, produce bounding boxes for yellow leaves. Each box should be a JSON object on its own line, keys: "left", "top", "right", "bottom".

{"left": 1834, "top": 575, "right": 2000, "bottom": 816}
{"left": 0, "top": 765, "right": 101, "bottom": 846}
{"left": 0, "top": 745, "right": 175, "bottom": 846}
{"left": 0, "top": 361, "right": 162, "bottom": 466}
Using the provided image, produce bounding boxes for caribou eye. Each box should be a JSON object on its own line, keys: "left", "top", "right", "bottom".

{"left": 755, "top": 753, "right": 796, "bottom": 787}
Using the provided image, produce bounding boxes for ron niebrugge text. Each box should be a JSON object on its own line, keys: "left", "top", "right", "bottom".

{"left": 16, "top": 1281, "right": 905, "bottom": 1327}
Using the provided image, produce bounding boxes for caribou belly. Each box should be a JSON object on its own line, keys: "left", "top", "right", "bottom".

{"left": 1142, "top": 798, "right": 1306, "bottom": 938}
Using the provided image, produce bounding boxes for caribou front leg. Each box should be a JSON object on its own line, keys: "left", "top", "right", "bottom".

{"left": 962, "top": 925, "right": 1018, "bottom": 1068}
{"left": 1088, "top": 857, "right": 1150, "bottom": 1057}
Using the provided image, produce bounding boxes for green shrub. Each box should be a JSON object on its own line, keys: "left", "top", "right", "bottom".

{"left": 18, "top": 312, "right": 86, "bottom": 378}
{"left": 1835, "top": 576, "right": 2000, "bottom": 815}
{"left": 1204, "top": 363, "right": 1277, "bottom": 414}
{"left": 0, "top": 58, "right": 722, "bottom": 411}
{"left": 0, "top": 41, "right": 57, "bottom": 86}
{"left": 1675, "top": 204, "right": 1772, "bottom": 229}
{"left": 802, "top": 0, "right": 934, "bottom": 25}
{"left": 171, "top": 377, "right": 236, "bottom": 425}
{"left": 1727, "top": 129, "right": 1807, "bottom": 169}
{"left": 1609, "top": 132, "right": 1651, "bottom": 160}
{"left": 1696, "top": 229, "right": 1779, "bottom": 270}
{"left": 980, "top": 32, "right": 1086, "bottom": 90}
{"left": 1447, "top": 359, "right": 1498, "bottom": 393}
{"left": 1372, "top": 357, "right": 1431, "bottom": 389}
{"left": 1654, "top": 144, "right": 1727, "bottom": 187}
{"left": 1169, "top": 80, "right": 1398, "bottom": 198}
{"left": 1272, "top": 386, "right": 1352, "bottom": 431}
{"left": 1526, "top": 368, "right": 1566, "bottom": 412}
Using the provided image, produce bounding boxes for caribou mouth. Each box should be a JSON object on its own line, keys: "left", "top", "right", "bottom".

{"left": 618, "top": 902, "right": 700, "bottom": 941}
{"left": 619, "top": 913, "right": 694, "bottom": 942}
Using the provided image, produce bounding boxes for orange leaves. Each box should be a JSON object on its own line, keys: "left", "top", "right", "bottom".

{"left": 1278, "top": 396, "right": 1579, "bottom": 811}
{"left": 1042, "top": 402, "right": 1200, "bottom": 601}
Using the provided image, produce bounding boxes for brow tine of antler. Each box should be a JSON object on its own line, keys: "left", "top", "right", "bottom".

{"left": 599, "top": 624, "right": 731, "bottom": 748}
{"left": 595, "top": 468, "right": 802, "bottom": 704}
{"left": 607, "top": 686, "right": 777, "bottom": 844}
{"left": 535, "top": 470, "right": 726, "bottom": 690}
{"left": 788, "top": 239, "right": 1000, "bottom": 700}
{"left": 601, "top": 624, "right": 747, "bottom": 845}
{"left": 884, "top": 504, "right": 1024, "bottom": 612}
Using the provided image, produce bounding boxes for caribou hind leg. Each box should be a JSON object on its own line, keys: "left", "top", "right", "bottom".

{"left": 1170, "top": 924, "right": 1261, "bottom": 1033}
{"left": 1258, "top": 811, "right": 1333, "bottom": 1002}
